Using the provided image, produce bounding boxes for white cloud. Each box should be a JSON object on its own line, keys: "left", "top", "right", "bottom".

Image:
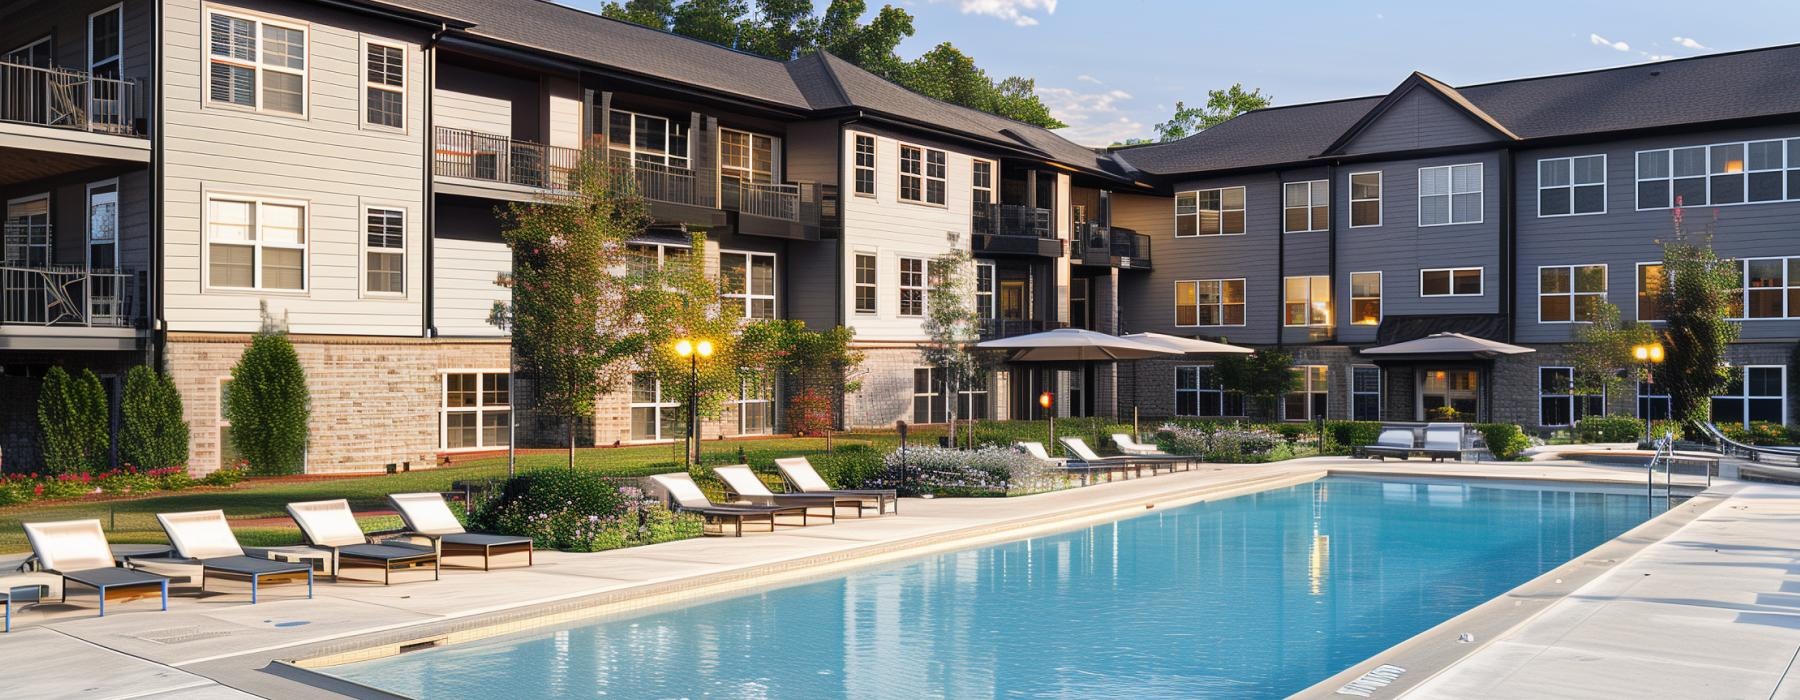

{"left": 1589, "top": 33, "right": 1630, "bottom": 52}
{"left": 1076, "top": 74, "right": 1101, "bottom": 84}
{"left": 1644, "top": 54, "right": 1673, "bottom": 61}
{"left": 1039, "top": 85, "right": 1143, "bottom": 146}
{"left": 960, "top": 0, "right": 1057, "bottom": 27}
{"left": 1671, "top": 36, "right": 1707, "bottom": 50}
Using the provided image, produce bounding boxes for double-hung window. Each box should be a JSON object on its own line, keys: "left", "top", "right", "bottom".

{"left": 912, "top": 368, "right": 944, "bottom": 423}
{"left": 1733, "top": 257, "right": 1800, "bottom": 320}
{"left": 1283, "top": 180, "right": 1328, "bottom": 233}
{"left": 1538, "top": 264, "right": 1607, "bottom": 323}
{"left": 1174, "top": 365, "right": 1243, "bottom": 417}
{"left": 898, "top": 144, "right": 946, "bottom": 205}
{"left": 1637, "top": 262, "right": 1666, "bottom": 321}
{"left": 630, "top": 372, "right": 683, "bottom": 441}
{"left": 975, "top": 261, "right": 996, "bottom": 320}
{"left": 1538, "top": 367, "right": 1603, "bottom": 427}
{"left": 207, "top": 10, "right": 306, "bottom": 115}
{"left": 1283, "top": 275, "right": 1330, "bottom": 326}
{"left": 1351, "top": 366, "right": 1382, "bottom": 421}
{"left": 720, "top": 128, "right": 778, "bottom": 184}
{"left": 1174, "top": 187, "right": 1246, "bottom": 236}
{"left": 898, "top": 257, "right": 925, "bottom": 316}
{"left": 207, "top": 196, "right": 306, "bottom": 291}
{"left": 1421, "top": 267, "right": 1482, "bottom": 297}
{"left": 1349, "top": 271, "right": 1382, "bottom": 325}
{"left": 1712, "top": 366, "right": 1786, "bottom": 426}
{"left": 852, "top": 135, "right": 876, "bottom": 196}
{"left": 853, "top": 253, "right": 878, "bottom": 314}
{"left": 364, "top": 207, "right": 404, "bottom": 295}
{"left": 735, "top": 377, "right": 774, "bottom": 435}
{"left": 720, "top": 251, "right": 776, "bottom": 319}
{"left": 442, "top": 372, "right": 509, "bottom": 450}
{"left": 88, "top": 5, "right": 123, "bottom": 124}
{"left": 1283, "top": 366, "right": 1328, "bottom": 422}
{"left": 1538, "top": 155, "right": 1605, "bottom": 216}
{"left": 1418, "top": 163, "right": 1482, "bottom": 226}
{"left": 1349, "top": 172, "right": 1381, "bottom": 227}
{"left": 364, "top": 42, "right": 404, "bottom": 129}
{"left": 608, "top": 109, "right": 689, "bottom": 169}
{"left": 1174, "top": 279, "right": 1245, "bottom": 326}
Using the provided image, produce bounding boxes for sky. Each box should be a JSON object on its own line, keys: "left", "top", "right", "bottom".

{"left": 553, "top": 0, "right": 1800, "bottom": 146}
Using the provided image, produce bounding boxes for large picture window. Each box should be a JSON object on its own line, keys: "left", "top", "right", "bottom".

{"left": 1175, "top": 187, "right": 1246, "bottom": 237}
{"left": 1538, "top": 367, "right": 1603, "bottom": 427}
{"left": 1731, "top": 257, "right": 1800, "bottom": 320}
{"left": 1538, "top": 264, "right": 1606, "bottom": 323}
{"left": 1283, "top": 275, "right": 1330, "bottom": 326}
{"left": 206, "top": 10, "right": 306, "bottom": 115}
{"left": 608, "top": 109, "right": 689, "bottom": 169}
{"left": 1712, "top": 366, "right": 1786, "bottom": 427}
{"left": 630, "top": 372, "right": 683, "bottom": 441}
{"left": 1637, "top": 138, "right": 1800, "bottom": 209}
{"left": 442, "top": 372, "right": 510, "bottom": 450}
{"left": 1537, "top": 155, "right": 1606, "bottom": 216}
{"left": 720, "top": 128, "right": 778, "bottom": 184}
{"left": 1174, "top": 279, "right": 1246, "bottom": 326}
{"left": 1282, "top": 366, "right": 1327, "bottom": 422}
{"left": 1418, "top": 163, "right": 1482, "bottom": 226}
{"left": 207, "top": 196, "right": 306, "bottom": 291}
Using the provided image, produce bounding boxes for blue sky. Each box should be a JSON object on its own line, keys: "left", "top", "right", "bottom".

{"left": 554, "top": 1, "right": 1800, "bottom": 145}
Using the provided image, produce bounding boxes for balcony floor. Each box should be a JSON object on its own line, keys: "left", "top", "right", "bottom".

{"left": 0, "top": 324, "right": 142, "bottom": 351}
{"left": 0, "top": 123, "right": 149, "bottom": 186}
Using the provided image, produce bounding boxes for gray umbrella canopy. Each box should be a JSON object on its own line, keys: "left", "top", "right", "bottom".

{"left": 975, "top": 328, "right": 1181, "bottom": 361}
{"left": 1120, "top": 332, "right": 1254, "bottom": 355}
{"left": 1360, "top": 332, "right": 1535, "bottom": 357}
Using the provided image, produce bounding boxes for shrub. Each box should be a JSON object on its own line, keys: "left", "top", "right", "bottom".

{"left": 1271, "top": 422, "right": 1314, "bottom": 442}
{"left": 1427, "top": 406, "right": 1462, "bottom": 422}
{"left": 964, "top": 418, "right": 1134, "bottom": 451}
{"left": 225, "top": 334, "right": 311, "bottom": 475}
{"left": 1324, "top": 421, "right": 1383, "bottom": 450}
{"left": 96, "top": 467, "right": 158, "bottom": 494}
{"left": 200, "top": 464, "right": 247, "bottom": 487}
{"left": 473, "top": 472, "right": 701, "bottom": 552}
{"left": 37, "top": 473, "right": 97, "bottom": 500}
{"left": 785, "top": 387, "right": 836, "bottom": 437}
{"left": 810, "top": 444, "right": 883, "bottom": 489}
{"left": 1575, "top": 415, "right": 1646, "bottom": 443}
{"left": 868, "top": 446, "right": 1053, "bottom": 496}
{"left": 1719, "top": 421, "right": 1798, "bottom": 446}
{"left": 155, "top": 467, "right": 195, "bottom": 491}
{"left": 1477, "top": 423, "right": 1532, "bottom": 461}
{"left": 1154, "top": 422, "right": 1291, "bottom": 463}
{"left": 121, "top": 365, "right": 190, "bottom": 470}
{"left": 37, "top": 367, "right": 111, "bottom": 475}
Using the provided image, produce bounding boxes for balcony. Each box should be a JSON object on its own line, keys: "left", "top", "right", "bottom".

{"left": 1071, "top": 224, "right": 1153, "bottom": 270}
{"left": 722, "top": 177, "right": 839, "bottom": 241}
{"left": 979, "top": 319, "right": 1065, "bottom": 340}
{"left": 0, "top": 60, "right": 142, "bottom": 136}
{"left": 432, "top": 127, "right": 727, "bottom": 228}
{"left": 971, "top": 204, "right": 1061, "bottom": 258}
{"left": 0, "top": 259, "right": 145, "bottom": 350}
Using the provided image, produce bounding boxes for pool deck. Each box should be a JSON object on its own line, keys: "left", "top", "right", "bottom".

{"left": 0, "top": 456, "right": 1789, "bottom": 699}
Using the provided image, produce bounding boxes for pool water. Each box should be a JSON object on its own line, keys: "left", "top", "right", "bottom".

{"left": 330, "top": 477, "right": 1654, "bottom": 698}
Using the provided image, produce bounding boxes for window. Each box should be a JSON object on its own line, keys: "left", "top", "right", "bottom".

{"left": 630, "top": 373, "right": 683, "bottom": 441}
{"left": 1637, "top": 263, "right": 1666, "bottom": 322}
{"left": 853, "top": 253, "right": 877, "bottom": 314}
{"left": 1283, "top": 180, "right": 1328, "bottom": 233}
{"left": 206, "top": 10, "right": 306, "bottom": 115}
{"left": 1351, "top": 366, "right": 1382, "bottom": 421}
{"left": 1174, "top": 365, "right": 1244, "bottom": 417}
{"left": 1349, "top": 272, "right": 1381, "bottom": 325}
{"left": 1538, "top": 155, "right": 1605, "bottom": 216}
{"left": 1418, "top": 163, "right": 1482, "bottom": 226}
{"left": 1349, "top": 171, "right": 1381, "bottom": 227}
{"left": 442, "top": 372, "right": 510, "bottom": 450}
{"left": 972, "top": 159, "right": 994, "bottom": 206}
{"left": 1538, "top": 264, "right": 1607, "bottom": 323}
{"left": 975, "top": 261, "right": 995, "bottom": 320}
{"left": 1731, "top": 257, "right": 1800, "bottom": 320}
{"left": 852, "top": 134, "right": 876, "bottom": 196}
{"left": 1712, "top": 366, "right": 1786, "bottom": 427}
{"left": 898, "top": 257, "right": 925, "bottom": 316}
{"left": 720, "top": 251, "right": 775, "bottom": 319}
{"left": 912, "top": 368, "right": 944, "bottom": 423}
{"left": 1283, "top": 275, "right": 1330, "bottom": 326}
{"left": 1069, "top": 278, "right": 1090, "bottom": 330}
{"left": 89, "top": 5, "right": 122, "bottom": 122}
{"left": 735, "top": 377, "right": 774, "bottom": 435}
{"left": 720, "top": 128, "right": 778, "bottom": 184}
{"left": 364, "top": 42, "right": 404, "bottom": 129}
{"left": 1174, "top": 279, "right": 1246, "bottom": 326}
{"left": 5, "top": 35, "right": 51, "bottom": 67}
{"left": 88, "top": 180, "right": 119, "bottom": 271}
{"left": 625, "top": 241, "right": 691, "bottom": 277}
{"left": 608, "top": 109, "right": 689, "bottom": 169}
{"left": 1420, "top": 267, "right": 1482, "bottom": 297}
{"left": 898, "top": 144, "right": 945, "bottom": 205}
{"left": 207, "top": 196, "right": 306, "bottom": 290}
{"left": 1538, "top": 367, "right": 1603, "bottom": 427}
{"left": 957, "top": 373, "right": 992, "bottom": 421}
{"left": 1638, "top": 377, "right": 1670, "bottom": 421}
{"left": 1283, "top": 366, "right": 1328, "bottom": 422}
{"left": 364, "top": 207, "right": 404, "bottom": 295}
{"left": 1638, "top": 139, "right": 1800, "bottom": 209}
{"left": 1174, "top": 187, "right": 1246, "bottom": 236}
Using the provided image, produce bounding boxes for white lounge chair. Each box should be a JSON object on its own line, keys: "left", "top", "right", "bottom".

{"left": 286, "top": 499, "right": 438, "bottom": 585}
{"left": 388, "top": 493, "right": 534, "bottom": 570}
{"left": 155, "top": 510, "right": 313, "bottom": 604}
{"left": 773, "top": 456, "right": 897, "bottom": 514}
{"left": 1109, "top": 433, "right": 1197, "bottom": 471}
{"left": 22, "top": 519, "right": 168, "bottom": 617}
{"left": 648, "top": 473, "right": 813, "bottom": 537}
{"left": 713, "top": 465, "right": 850, "bottom": 521}
{"left": 1058, "top": 437, "right": 1148, "bottom": 481}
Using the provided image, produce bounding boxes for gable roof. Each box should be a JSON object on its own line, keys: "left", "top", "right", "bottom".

{"left": 1318, "top": 72, "right": 1518, "bottom": 155}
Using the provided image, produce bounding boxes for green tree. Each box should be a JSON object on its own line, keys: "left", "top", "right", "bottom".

{"left": 737, "top": 319, "right": 864, "bottom": 435}
{"left": 1570, "top": 303, "right": 1655, "bottom": 437}
{"left": 671, "top": 0, "right": 748, "bottom": 47}
{"left": 1654, "top": 212, "right": 1740, "bottom": 430}
{"left": 899, "top": 43, "right": 1066, "bottom": 129}
{"left": 739, "top": 0, "right": 817, "bottom": 59}
{"left": 225, "top": 333, "right": 311, "bottom": 475}
{"left": 920, "top": 249, "right": 988, "bottom": 446}
{"left": 1214, "top": 349, "right": 1298, "bottom": 420}
{"left": 601, "top": 0, "right": 674, "bottom": 29}
{"left": 1152, "top": 84, "right": 1272, "bottom": 141}
{"left": 637, "top": 232, "right": 746, "bottom": 462}
{"left": 120, "top": 365, "right": 189, "bottom": 470}
{"left": 814, "top": 0, "right": 913, "bottom": 77}
{"left": 36, "top": 366, "right": 110, "bottom": 474}
{"left": 501, "top": 155, "right": 653, "bottom": 468}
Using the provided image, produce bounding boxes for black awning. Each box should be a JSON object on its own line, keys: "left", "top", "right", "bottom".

{"left": 1375, "top": 314, "right": 1508, "bottom": 346}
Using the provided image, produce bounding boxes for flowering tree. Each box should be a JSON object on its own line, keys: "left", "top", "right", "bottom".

{"left": 1655, "top": 207, "right": 1740, "bottom": 431}
{"left": 738, "top": 319, "right": 864, "bottom": 436}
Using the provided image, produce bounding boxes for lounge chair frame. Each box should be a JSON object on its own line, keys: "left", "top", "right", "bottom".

{"left": 24, "top": 520, "right": 170, "bottom": 619}
{"left": 650, "top": 473, "right": 815, "bottom": 537}
{"left": 287, "top": 500, "right": 441, "bottom": 585}
{"left": 773, "top": 457, "right": 898, "bottom": 515}
{"left": 155, "top": 510, "right": 315, "bottom": 604}
{"left": 388, "top": 493, "right": 535, "bottom": 571}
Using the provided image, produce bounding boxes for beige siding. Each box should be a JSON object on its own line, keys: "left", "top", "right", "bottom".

{"left": 160, "top": 0, "right": 428, "bottom": 336}
{"left": 544, "top": 76, "right": 583, "bottom": 150}
{"left": 434, "top": 87, "right": 511, "bottom": 136}
{"left": 434, "top": 235, "right": 510, "bottom": 337}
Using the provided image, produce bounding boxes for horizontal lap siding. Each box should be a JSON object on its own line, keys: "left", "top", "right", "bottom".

{"left": 161, "top": 0, "right": 428, "bottom": 336}
{"left": 1280, "top": 166, "right": 1330, "bottom": 345}
{"left": 1340, "top": 89, "right": 1497, "bottom": 155}
{"left": 1118, "top": 174, "right": 1281, "bottom": 345}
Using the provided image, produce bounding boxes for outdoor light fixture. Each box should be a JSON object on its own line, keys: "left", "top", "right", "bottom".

{"left": 1633, "top": 342, "right": 1667, "bottom": 442}
{"left": 676, "top": 337, "right": 715, "bottom": 467}
{"left": 1040, "top": 391, "right": 1056, "bottom": 452}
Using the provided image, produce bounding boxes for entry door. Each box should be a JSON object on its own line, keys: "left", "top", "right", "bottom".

{"left": 1069, "top": 278, "right": 1090, "bottom": 329}
{"left": 1420, "top": 369, "right": 1480, "bottom": 420}
{"left": 999, "top": 280, "right": 1027, "bottom": 321}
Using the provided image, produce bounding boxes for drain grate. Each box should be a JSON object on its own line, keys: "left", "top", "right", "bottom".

{"left": 1336, "top": 664, "right": 1405, "bottom": 697}
{"left": 130, "top": 626, "right": 234, "bottom": 645}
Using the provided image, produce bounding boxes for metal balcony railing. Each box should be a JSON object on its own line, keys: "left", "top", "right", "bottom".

{"left": 0, "top": 60, "right": 141, "bottom": 135}
{"left": 1072, "top": 224, "right": 1153, "bottom": 268}
{"left": 978, "top": 318, "right": 1064, "bottom": 340}
{"left": 607, "top": 154, "right": 715, "bottom": 209}
{"left": 2, "top": 264, "right": 141, "bottom": 327}
{"left": 433, "top": 127, "right": 581, "bottom": 191}
{"left": 972, "top": 204, "right": 1053, "bottom": 239}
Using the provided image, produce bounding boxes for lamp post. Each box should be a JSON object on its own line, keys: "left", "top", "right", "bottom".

{"left": 1040, "top": 391, "right": 1055, "bottom": 453}
{"left": 1632, "top": 342, "right": 1666, "bottom": 444}
{"left": 675, "top": 338, "right": 714, "bottom": 468}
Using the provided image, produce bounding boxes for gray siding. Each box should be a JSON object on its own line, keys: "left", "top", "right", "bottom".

{"left": 0, "top": 0, "right": 153, "bottom": 88}
{"left": 1279, "top": 166, "right": 1330, "bottom": 345}
{"left": 1339, "top": 88, "right": 1496, "bottom": 155}
{"left": 785, "top": 237, "right": 838, "bottom": 329}
{"left": 1116, "top": 172, "right": 1282, "bottom": 345}
{"left": 784, "top": 119, "right": 838, "bottom": 186}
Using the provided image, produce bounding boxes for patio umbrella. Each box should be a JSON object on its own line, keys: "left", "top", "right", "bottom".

{"left": 974, "top": 328, "right": 1178, "bottom": 361}
{"left": 1359, "top": 332, "right": 1534, "bottom": 358}
{"left": 1117, "top": 333, "right": 1255, "bottom": 433}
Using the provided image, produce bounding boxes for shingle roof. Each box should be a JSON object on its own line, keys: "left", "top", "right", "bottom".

{"left": 1112, "top": 97, "right": 1382, "bottom": 175}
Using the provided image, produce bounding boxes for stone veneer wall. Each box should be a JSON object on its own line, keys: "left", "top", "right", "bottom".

{"left": 845, "top": 345, "right": 926, "bottom": 429}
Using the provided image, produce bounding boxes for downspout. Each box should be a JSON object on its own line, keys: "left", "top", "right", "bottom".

{"left": 1274, "top": 172, "right": 1286, "bottom": 350}
{"left": 150, "top": 0, "right": 164, "bottom": 367}
{"left": 1500, "top": 148, "right": 1516, "bottom": 343}
{"left": 422, "top": 23, "right": 446, "bottom": 338}
{"left": 1326, "top": 163, "right": 1337, "bottom": 350}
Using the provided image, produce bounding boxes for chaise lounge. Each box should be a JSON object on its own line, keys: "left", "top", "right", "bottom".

{"left": 388, "top": 493, "right": 534, "bottom": 570}
{"left": 1110, "top": 433, "right": 1199, "bottom": 472}
{"left": 1361, "top": 427, "right": 1420, "bottom": 460}
{"left": 774, "top": 456, "right": 897, "bottom": 515}
{"left": 1057, "top": 437, "right": 1149, "bottom": 482}
{"left": 154, "top": 510, "right": 313, "bottom": 604}
{"left": 286, "top": 499, "right": 439, "bottom": 585}
{"left": 649, "top": 473, "right": 815, "bottom": 537}
{"left": 22, "top": 519, "right": 169, "bottom": 618}
{"left": 714, "top": 465, "right": 858, "bottom": 521}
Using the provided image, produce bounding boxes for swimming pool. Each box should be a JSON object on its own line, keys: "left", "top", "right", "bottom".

{"left": 329, "top": 477, "right": 1654, "bottom": 698}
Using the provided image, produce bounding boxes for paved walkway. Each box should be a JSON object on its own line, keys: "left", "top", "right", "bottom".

{"left": 0, "top": 456, "right": 1768, "bottom": 699}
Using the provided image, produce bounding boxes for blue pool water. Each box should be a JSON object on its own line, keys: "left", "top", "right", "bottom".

{"left": 331, "top": 477, "right": 1653, "bottom": 698}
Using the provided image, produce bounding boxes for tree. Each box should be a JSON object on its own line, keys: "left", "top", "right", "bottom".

{"left": 920, "top": 250, "right": 988, "bottom": 447}
{"left": 814, "top": 0, "right": 913, "bottom": 77}
{"left": 225, "top": 333, "right": 311, "bottom": 475}
{"left": 1152, "top": 84, "right": 1272, "bottom": 142}
{"left": 899, "top": 44, "right": 1066, "bottom": 129}
{"left": 738, "top": 0, "right": 817, "bottom": 59}
{"left": 121, "top": 365, "right": 189, "bottom": 470}
{"left": 1214, "top": 349, "right": 1298, "bottom": 420}
{"left": 500, "top": 155, "right": 652, "bottom": 469}
{"left": 738, "top": 320, "right": 864, "bottom": 436}
{"left": 601, "top": 0, "right": 674, "bottom": 29}
{"left": 1654, "top": 210, "right": 1740, "bottom": 431}
{"left": 637, "top": 232, "right": 746, "bottom": 463}
{"left": 671, "top": 0, "right": 749, "bottom": 47}
{"left": 36, "top": 366, "right": 110, "bottom": 474}
{"left": 1570, "top": 303, "right": 1656, "bottom": 436}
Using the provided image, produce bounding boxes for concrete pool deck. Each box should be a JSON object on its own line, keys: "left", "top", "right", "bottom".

{"left": 0, "top": 456, "right": 1783, "bottom": 699}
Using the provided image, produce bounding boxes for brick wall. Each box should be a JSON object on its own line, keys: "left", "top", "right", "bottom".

{"left": 845, "top": 345, "right": 925, "bottom": 429}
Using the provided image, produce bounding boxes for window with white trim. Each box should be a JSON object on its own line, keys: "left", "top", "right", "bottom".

{"left": 1538, "top": 367, "right": 1602, "bottom": 427}
{"left": 912, "top": 367, "right": 944, "bottom": 423}
{"left": 1174, "top": 365, "right": 1244, "bottom": 417}
{"left": 852, "top": 134, "right": 875, "bottom": 196}
{"left": 1637, "top": 139, "right": 1800, "bottom": 209}
{"left": 1350, "top": 271, "right": 1381, "bottom": 325}
{"left": 734, "top": 376, "right": 774, "bottom": 435}
{"left": 899, "top": 144, "right": 945, "bottom": 205}
{"left": 1283, "top": 365, "right": 1327, "bottom": 422}
{"left": 898, "top": 257, "right": 925, "bottom": 316}
{"left": 957, "top": 372, "right": 992, "bottom": 421}
{"left": 1538, "top": 155, "right": 1605, "bottom": 216}
{"left": 630, "top": 372, "right": 682, "bottom": 441}
{"left": 1418, "top": 163, "right": 1482, "bottom": 226}
{"left": 1712, "top": 365, "right": 1785, "bottom": 427}
{"left": 975, "top": 260, "right": 995, "bottom": 320}
{"left": 853, "top": 253, "right": 877, "bottom": 314}
{"left": 1420, "top": 267, "right": 1482, "bottom": 297}
{"left": 1638, "top": 376, "right": 1669, "bottom": 421}
{"left": 720, "top": 251, "right": 775, "bottom": 319}
{"left": 1283, "top": 180, "right": 1328, "bottom": 233}
{"left": 1175, "top": 187, "right": 1246, "bottom": 236}
{"left": 720, "top": 128, "right": 778, "bottom": 184}
{"left": 625, "top": 241, "right": 691, "bottom": 278}
{"left": 1351, "top": 366, "right": 1382, "bottom": 421}
{"left": 1637, "top": 262, "right": 1666, "bottom": 322}
{"left": 608, "top": 109, "right": 688, "bottom": 168}
{"left": 1731, "top": 257, "right": 1800, "bottom": 320}
{"left": 1174, "top": 279, "right": 1245, "bottom": 326}
{"left": 443, "top": 372, "right": 510, "bottom": 450}
{"left": 1539, "top": 264, "right": 1606, "bottom": 323}
{"left": 207, "top": 196, "right": 305, "bottom": 290}
{"left": 1283, "top": 275, "right": 1330, "bottom": 326}
{"left": 364, "top": 207, "right": 404, "bottom": 295}
{"left": 1349, "top": 171, "right": 1381, "bottom": 227}
{"left": 972, "top": 159, "right": 994, "bottom": 206}
{"left": 88, "top": 5, "right": 122, "bottom": 122}
{"left": 364, "top": 42, "right": 404, "bottom": 129}
{"left": 206, "top": 10, "right": 306, "bottom": 115}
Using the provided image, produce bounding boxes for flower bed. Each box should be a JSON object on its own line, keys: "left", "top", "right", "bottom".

{"left": 1152, "top": 422, "right": 1297, "bottom": 463}
{"left": 865, "top": 445, "right": 1058, "bottom": 497}
{"left": 472, "top": 470, "right": 704, "bottom": 552}
{"left": 0, "top": 464, "right": 225, "bottom": 507}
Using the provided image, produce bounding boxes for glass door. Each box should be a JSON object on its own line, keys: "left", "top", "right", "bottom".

{"left": 1420, "top": 369, "right": 1480, "bottom": 421}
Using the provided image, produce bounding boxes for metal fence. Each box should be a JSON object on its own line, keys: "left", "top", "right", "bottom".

{"left": 0, "top": 60, "right": 140, "bottom": 135}
{"left": 433, "top": 126, "right": 582, "bottom": 191}
{"left": 1, "top": 264, "right": 139, "bottom": 327}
